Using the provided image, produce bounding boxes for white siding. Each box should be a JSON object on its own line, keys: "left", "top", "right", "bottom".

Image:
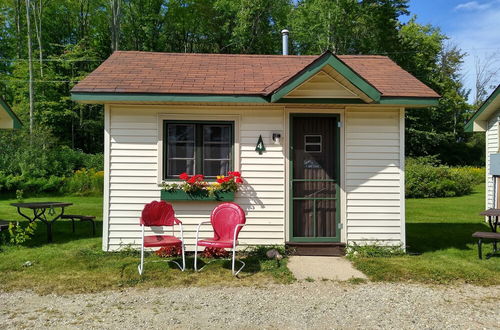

{"left": 105, "top": 105, "right": 285, "bottom": 251}
{"left": 103, "top": 104, "right": 405, "bottom": 251}
{"left": 486, "top": 111, "right": 500, "bottom": 208}
{"left": 345, "top": 108, "right": 403, "bottom": 245}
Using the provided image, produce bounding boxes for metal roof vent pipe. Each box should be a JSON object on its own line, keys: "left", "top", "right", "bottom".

{"left": 281, "top": 29, "right": 289, "bottom": 55}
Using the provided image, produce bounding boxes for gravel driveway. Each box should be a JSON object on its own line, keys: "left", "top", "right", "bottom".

{"left": 1, "top": 282, "right": 498, "bottom": 329}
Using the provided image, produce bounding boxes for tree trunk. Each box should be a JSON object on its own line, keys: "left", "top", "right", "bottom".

{"left": 31, "top": 0, "right": 43, "bottom": 77}
{"left": 111, "top": 0, "right": 121, "bottom": 51}
{"left": 16, "top": 0, "right": 22, "bottom": 58}
{"left": 26, "top": 0, "right": 35, "bottom": 134}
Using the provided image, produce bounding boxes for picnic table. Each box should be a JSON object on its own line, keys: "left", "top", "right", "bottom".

{"left": 473, "top": 208, "right": 500, "bottom": 258}
{"left": 10, "top": 202, "right": 73, "bottom": 242}
{"left": 479, "top": 208, "right": 500, "bottom": 233}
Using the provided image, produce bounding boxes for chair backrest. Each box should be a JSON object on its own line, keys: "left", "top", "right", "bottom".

{"left": 140, "top": 200, "right": 177, "bottom": 227}
{"left": 210, "top": 202, "right": 246, "bottom": 241}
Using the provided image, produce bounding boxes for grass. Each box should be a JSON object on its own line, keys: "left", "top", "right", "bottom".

{"left": 1, "top": 184, "right": 499, "bottom": 292}
{"left": 351, "top": 183, "right": 500, "bottom": 286}
{"left": 0, "top": 195, "right": 293, "bottom": 294}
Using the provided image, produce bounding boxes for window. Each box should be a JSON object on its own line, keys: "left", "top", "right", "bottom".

{"left": 163, "top": 121, "right": 233, "bottom": 179}
{"left": 304, "top": 135, "right": 322, "bottom": 153}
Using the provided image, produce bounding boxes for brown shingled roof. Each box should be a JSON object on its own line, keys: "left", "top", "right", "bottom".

{"left": 71, "top": 51, "right": 439, "bottom": 99}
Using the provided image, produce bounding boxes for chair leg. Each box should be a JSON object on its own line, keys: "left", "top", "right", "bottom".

{"left": 232, "top": 246, "right": 236, "bottom": 275}
{"left": 181, "top": 243, "right": 186, "bottom": 271}
{"left": 478, "top": 239, "right": 482, "bottom": 260}
{"left": 138, "top": 244, "right": 145, "bottom": 275}
{"left": 231, "top": 247, "right": 246, "bottom": 276}
{"left": 71, "top": 218, "right": 75, "bottom": 233}
{"left": 194, "top": 246, "right": 199, "bottom": 272}
{"left": 90, "top": 219, "right": 96, "bottom": 236}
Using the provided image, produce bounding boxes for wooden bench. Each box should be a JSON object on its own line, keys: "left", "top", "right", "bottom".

{"left": 472, "top": 232, "right": 500, "bottom": 259}
{"left": 0, "top": 220, "right": 11, "bottom": 232}
{"left": 61, "top": 215, "right": 96, "bottom": 236}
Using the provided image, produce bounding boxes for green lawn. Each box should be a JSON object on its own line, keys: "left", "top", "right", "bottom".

{"left": 0, "top": 195, "right": 292, "bottom": 294}
{"left": 351, "top": 183, "right": 500, "bottom": 285}
{"left": 0, "top": 185, "right": 498, "bottom": 293}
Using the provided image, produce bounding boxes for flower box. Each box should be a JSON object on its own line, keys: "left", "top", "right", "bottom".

{"left": 160, "top": 189, "right": 235, "bottom": 201}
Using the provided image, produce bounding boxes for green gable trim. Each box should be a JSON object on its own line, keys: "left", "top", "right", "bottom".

{"left": 71, "top": 92, "right": 269, "bottom": 103}
{"left": 270, "top": 51, "right": 381, "bottom": 103}
{"left": 0, "top": 98, "right": 22, "bottom": 129}
{"left": 379, "top": 97, "right": 439, "bottom": 106}
{"left": 276, "top": 98, "right": 366, "bottom": 104}
{"left": 464, "top": 85, "right": 500, "bottom": 132}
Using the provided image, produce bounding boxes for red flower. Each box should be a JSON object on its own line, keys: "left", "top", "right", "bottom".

{"left": 216, "top": 178, "right": 224, "bottom": 184}
{"left": 235, "top": 177, "right": 243, "bottom": 184}
{"left": 187, "top": 176, "right": 197, "bottom": 184}
{"left": 179, "top": 172, "right": 190, "bottom": 181}
{"left": 228, "top": 171, "right": 241, "bottom": 177}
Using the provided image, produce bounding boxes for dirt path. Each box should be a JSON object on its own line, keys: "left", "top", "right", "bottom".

{"left": 1, "top": 282, "right": 498, "bottom": 329}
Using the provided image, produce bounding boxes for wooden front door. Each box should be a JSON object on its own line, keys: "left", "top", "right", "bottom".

{"left": 290, "top": 115, "right": 340, "bottom": 242}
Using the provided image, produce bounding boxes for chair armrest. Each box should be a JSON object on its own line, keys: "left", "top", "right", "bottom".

{"left": 195, "top": 221, "right": 212, "bottom": 245}
{"left": 233, "top": 223, "right": 247, "bottom": 248}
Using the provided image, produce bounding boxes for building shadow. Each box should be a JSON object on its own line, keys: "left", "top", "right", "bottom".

{"left": 406, "top": 222, "right": 491, "bottom": 253}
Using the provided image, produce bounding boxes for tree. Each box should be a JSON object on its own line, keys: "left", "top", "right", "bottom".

{"left": 474, "top": 53, "right": 500, "bottom": 106}
{"left": 110, "top": 0, "right": 121, "bottom": 51}
{"left": 25, "top": 0, "right": 34, "bottom": 134}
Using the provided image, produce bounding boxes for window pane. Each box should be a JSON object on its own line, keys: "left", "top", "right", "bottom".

{"left": 305, "top": 135, "right": 321, "bottom": 143}
{"left": 168, "top": 143, "right": 194, "bottom": 158}
{"left": 204, "top": 125, "right": 231, "bottom": 143}
{"left": 168, "top": 159, "right": 195, "bottom": 176}
{"left": 204, "top": 143, "right": 230, "bottom": 159}
{"left": 204, "top": 160, "right": 229, "bottom": 177}
{"left": 168, "top": 124, "right": 194, "bottom": 142}
{"left": 166, "top": 123, "right": 196, "bottom": 178}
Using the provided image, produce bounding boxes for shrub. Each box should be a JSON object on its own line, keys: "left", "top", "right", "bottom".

{"left": 346, "top": 242, "right": 405, "bottom": 258}
{"left": 62, "top": 168, "right": 104, "bottom": 196}
{"left": 406, "top": 157, "right": 484, "bottom": 198}
{"left": 155, "top": 246, "right": 182, "bottom": 257}
{"left": 201, "top": 247, "right": 230, "bottom": 258}
{"left": 0, "top": 128, "right": 103, "bottom": 179}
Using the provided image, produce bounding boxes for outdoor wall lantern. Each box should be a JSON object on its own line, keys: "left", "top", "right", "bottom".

{"left": 272, "top": 133, "right": 281, "bottom": 144}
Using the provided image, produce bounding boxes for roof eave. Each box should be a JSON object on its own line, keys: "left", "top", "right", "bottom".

{"left": 72, "top": 91, "right": 440, "bottom": 107}
{"left": 464, "top": 85, "right": 500, "bottom": 132}
{"left": 0, "top": 98, "right": 22, "bottom": 129}
{"left": 71, "top": 92, "right": 270, "bottom": 104}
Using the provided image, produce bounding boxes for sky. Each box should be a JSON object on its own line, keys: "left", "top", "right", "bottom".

{"left": 401, "top": 0, "right": 500, "bottom": 103}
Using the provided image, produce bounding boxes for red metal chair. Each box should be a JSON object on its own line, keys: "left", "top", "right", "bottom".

{"left": 194, "top": 202, "right": 247, "bottom": 275}
{"left": 138, "top": 200, "right": 185, "bottom": 275}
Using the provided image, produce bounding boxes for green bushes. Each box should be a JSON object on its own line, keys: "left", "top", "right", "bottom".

{"left": 0, "top": 128, "right": 103, "bottom": 195}
{"left": 62, "top": 168, "right": 104, "bottom": 196}
{"left": 406, "top": 157, "right": 485, "bottom": 198}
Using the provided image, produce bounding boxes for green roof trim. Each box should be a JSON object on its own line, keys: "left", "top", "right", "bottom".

{"left": 275, "top": 97, "right": 438, "bottom": 105}
{"left": 71, "top": 93, "right": 269, "bottom": 103}
{"left": 276, "top": 98, "right": 366, "bottom": 104}
{"left": 0, "top": 98, "right": 22, "bottom": 129}
{"left": 379, "top": 97, "right": 439, "bottom": 106}
{"left": 269, "top": 51, "right": 381, "bottom": 103}
{"left": 464, "top": 85, "right": 500, "bottom": 132}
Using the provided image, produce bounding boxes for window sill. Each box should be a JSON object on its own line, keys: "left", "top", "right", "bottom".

{"left": 160, "top": 190, "right": 235, "bottom": 201}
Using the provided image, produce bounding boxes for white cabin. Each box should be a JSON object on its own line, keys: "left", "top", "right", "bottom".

{"left": 465, "top": 85, "right": 500, "bottom": 209}
{"left": 72, "top": 51, "right": 439, "bottom": 255}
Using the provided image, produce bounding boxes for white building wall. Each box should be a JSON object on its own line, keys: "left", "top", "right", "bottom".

{"left": 103, "top": 104, "right": 404, "bottom": 251}
{"left": 345, "top": 108, "right": 404, "bottom": 245}
{"left": 486, "top": 111, "right": 500, "bottom": 209}
{"left": 105, "top": 104, "right": 286, "bottom": 251}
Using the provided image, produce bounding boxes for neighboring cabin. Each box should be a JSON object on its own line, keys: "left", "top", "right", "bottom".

{"left": 0, "top": 99, "right": 22, "bottom": 129}
{"left": 465, "top": 85, "right": 500, "bottom": 210}
{"left": 71, "top": 50, "right": 439, "bottom": 255}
